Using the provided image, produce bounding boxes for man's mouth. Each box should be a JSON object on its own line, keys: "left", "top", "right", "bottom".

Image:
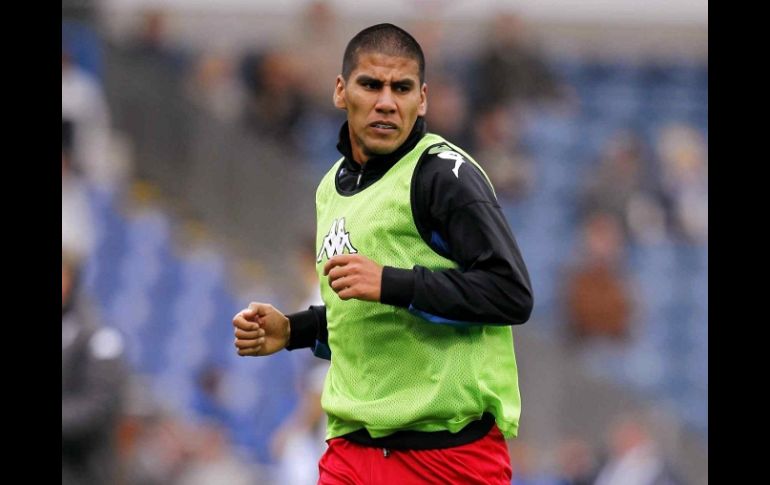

{"left": 369, "top": 121, "right": 398, "bottom": 130}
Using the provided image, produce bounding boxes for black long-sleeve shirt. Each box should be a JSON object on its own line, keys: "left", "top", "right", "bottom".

{"left": 287, "top": 117, "right": 533, "bottom": 351}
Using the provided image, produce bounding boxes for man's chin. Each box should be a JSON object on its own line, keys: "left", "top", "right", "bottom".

{"left": 364, "top": 140, "right": 402, "bottom": 157}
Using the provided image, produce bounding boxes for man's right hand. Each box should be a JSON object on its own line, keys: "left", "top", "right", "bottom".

{"left": 232, "top": 302, "right": 290, "bottom": 356}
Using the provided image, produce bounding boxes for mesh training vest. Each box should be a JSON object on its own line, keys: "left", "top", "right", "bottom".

{"left": 315, "top": 133, "right": 522, "bottom": 440}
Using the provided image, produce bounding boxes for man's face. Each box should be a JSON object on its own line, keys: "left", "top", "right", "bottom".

{"left": 334, "top": 52, "right": 427, "bottom": 163}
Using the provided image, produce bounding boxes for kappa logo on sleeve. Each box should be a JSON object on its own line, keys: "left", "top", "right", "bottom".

{"left": 437, "top": 150, "right": 466, "bottom": 178}
{"left": 317, "top": 218, "right": 358, "bottom": 263}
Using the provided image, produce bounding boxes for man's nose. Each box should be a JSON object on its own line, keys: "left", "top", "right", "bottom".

{"left": 375, "top": 87, "right": 397, "bottom": 113}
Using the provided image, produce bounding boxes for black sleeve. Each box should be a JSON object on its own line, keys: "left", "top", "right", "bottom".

{"left": 379, "top": 150, "right": 533, "bottom": 325}
{"left": 286, "top": 305, "right": 328, "bottom": 350}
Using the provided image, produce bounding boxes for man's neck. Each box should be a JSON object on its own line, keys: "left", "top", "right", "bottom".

{"left": 349, "top": 133, "right": 368, "bottom": 166}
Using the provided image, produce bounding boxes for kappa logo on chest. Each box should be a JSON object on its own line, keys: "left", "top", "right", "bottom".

{"left": 317, "top": 217, "right": 358, "bottom": 263}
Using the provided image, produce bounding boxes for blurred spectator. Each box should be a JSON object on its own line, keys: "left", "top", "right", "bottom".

{"left": 62, "top": 249, "right": 128, "bottom": 485}
{"left": 62, "top": 49, "right": 115, "bottom": 189}
{"left": 424, "top": 75, "right": 472, "bottom": 148}
{"left": 176, "top": 422, "right": 258, "bottom": 485}
{"left": 593, "top": 412, "right": 684, "bottom": 485}
{"left": 119, "top": 382, "right": 245, "bottom": 485}
{"left": 186, "top": 51, "right": 246, "bottom": 123}
{"left": 509, "top": 441, "right": 560, "bottom": 485}
{"left": 119, "top": 411, "right": 190, "bottom": 485}
{"left": 240, "top": 49, "right": 307, "bottom": 145}
{"left": 470, "top": 12, "right": 563, "bottom": 111}
{"left": 270, "top": 361, "right": 330, "bottom": 485}
{"left": 655, "top": 123, "right": 708, "bottom": 244}
{"left": 562, "top": 212, "right": 633, "bottom": 342}
{"left": 471, "top": 106, "right": 535, "bottom": 202}
{"left": 62, "top": 122, "right": 96, "bottom": 260}
{"left": 554, "top": 437, "right": 599, "bottom": 485}
{"left": 128, "top": 9, "right": 190, "bottom": 73}
{"left": 288, "top": 0, "right": 346, "bottom": 110}
{"left": 410, "top": 18, "right": 450, "bottom": 76}
{"left": 580, "top": 130, "right": 668, "bottom": 245}
{"left": 191, "top": 363, "right": 231, "bottom": 426}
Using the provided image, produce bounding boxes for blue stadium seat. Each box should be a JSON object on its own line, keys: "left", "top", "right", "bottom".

{"left": 62, "top": 20, "right": 104, "bottom": 81}
{"left": 125, "top": 209, "right": 172, "bottom": 255}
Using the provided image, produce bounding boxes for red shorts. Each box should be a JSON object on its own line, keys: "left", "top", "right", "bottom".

{"left": 318, "top": 424, "right": 512, "bottom": 485}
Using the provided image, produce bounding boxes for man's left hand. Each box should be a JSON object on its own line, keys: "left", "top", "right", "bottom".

{"left": 323, "top": 254, "right": 383, "bottom": 302}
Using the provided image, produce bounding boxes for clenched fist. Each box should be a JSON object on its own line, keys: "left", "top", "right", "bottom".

{"left": 232, "top": 302, "right": 290, "bottom": 357}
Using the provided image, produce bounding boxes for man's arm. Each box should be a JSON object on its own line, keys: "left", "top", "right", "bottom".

{"left": 380, "top": 150, "right": 533, "bottom": 325}
{"left": 234, "top": 303, "right": 330, "bottom": 359}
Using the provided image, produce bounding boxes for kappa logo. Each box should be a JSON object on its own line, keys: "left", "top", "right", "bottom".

{"left": 317, "top": 218, "right": 358, "bottom": 263}
{"left": 437, "top": 150, "right": 466, "bottom": 178}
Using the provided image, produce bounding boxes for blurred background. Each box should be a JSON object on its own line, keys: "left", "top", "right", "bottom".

{"left": 62, "top": 0, "right": 707, "bottom": 483}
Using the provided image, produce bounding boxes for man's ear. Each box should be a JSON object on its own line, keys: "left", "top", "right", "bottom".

{"left": 333, "top": 75, "right": 347, "bottom": 110}
{"left": 417, "top": 82, "right": 427, "bottom": 117}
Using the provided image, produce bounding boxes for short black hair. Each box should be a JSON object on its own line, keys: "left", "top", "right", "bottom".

{"left": 342, "top": 23, "right": 425, "bottom": 84}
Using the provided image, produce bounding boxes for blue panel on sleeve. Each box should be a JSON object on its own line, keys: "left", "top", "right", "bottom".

{"left": 408, "top": 305, "right": 510, "bottom": 327}
{"left": 313, "top": 340, "right": 332, "bottom": 360}
{"left": 430, "top": 231, "right": 451, "bottom": 257}
{"left": 408, "top": 305, "right": 478, "bottom": 328}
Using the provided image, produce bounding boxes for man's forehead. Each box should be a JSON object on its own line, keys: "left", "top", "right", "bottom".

{"left": 350, "top": 52, "right": 421, "bottom": 80}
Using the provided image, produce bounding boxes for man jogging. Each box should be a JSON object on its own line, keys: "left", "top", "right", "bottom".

{"left": 233, "top": 23, "right": 533, "bottom": 484}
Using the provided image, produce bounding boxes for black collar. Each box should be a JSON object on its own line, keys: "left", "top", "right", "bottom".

{"left": 335, "top": 117, "right": 427, "bottom": 174}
